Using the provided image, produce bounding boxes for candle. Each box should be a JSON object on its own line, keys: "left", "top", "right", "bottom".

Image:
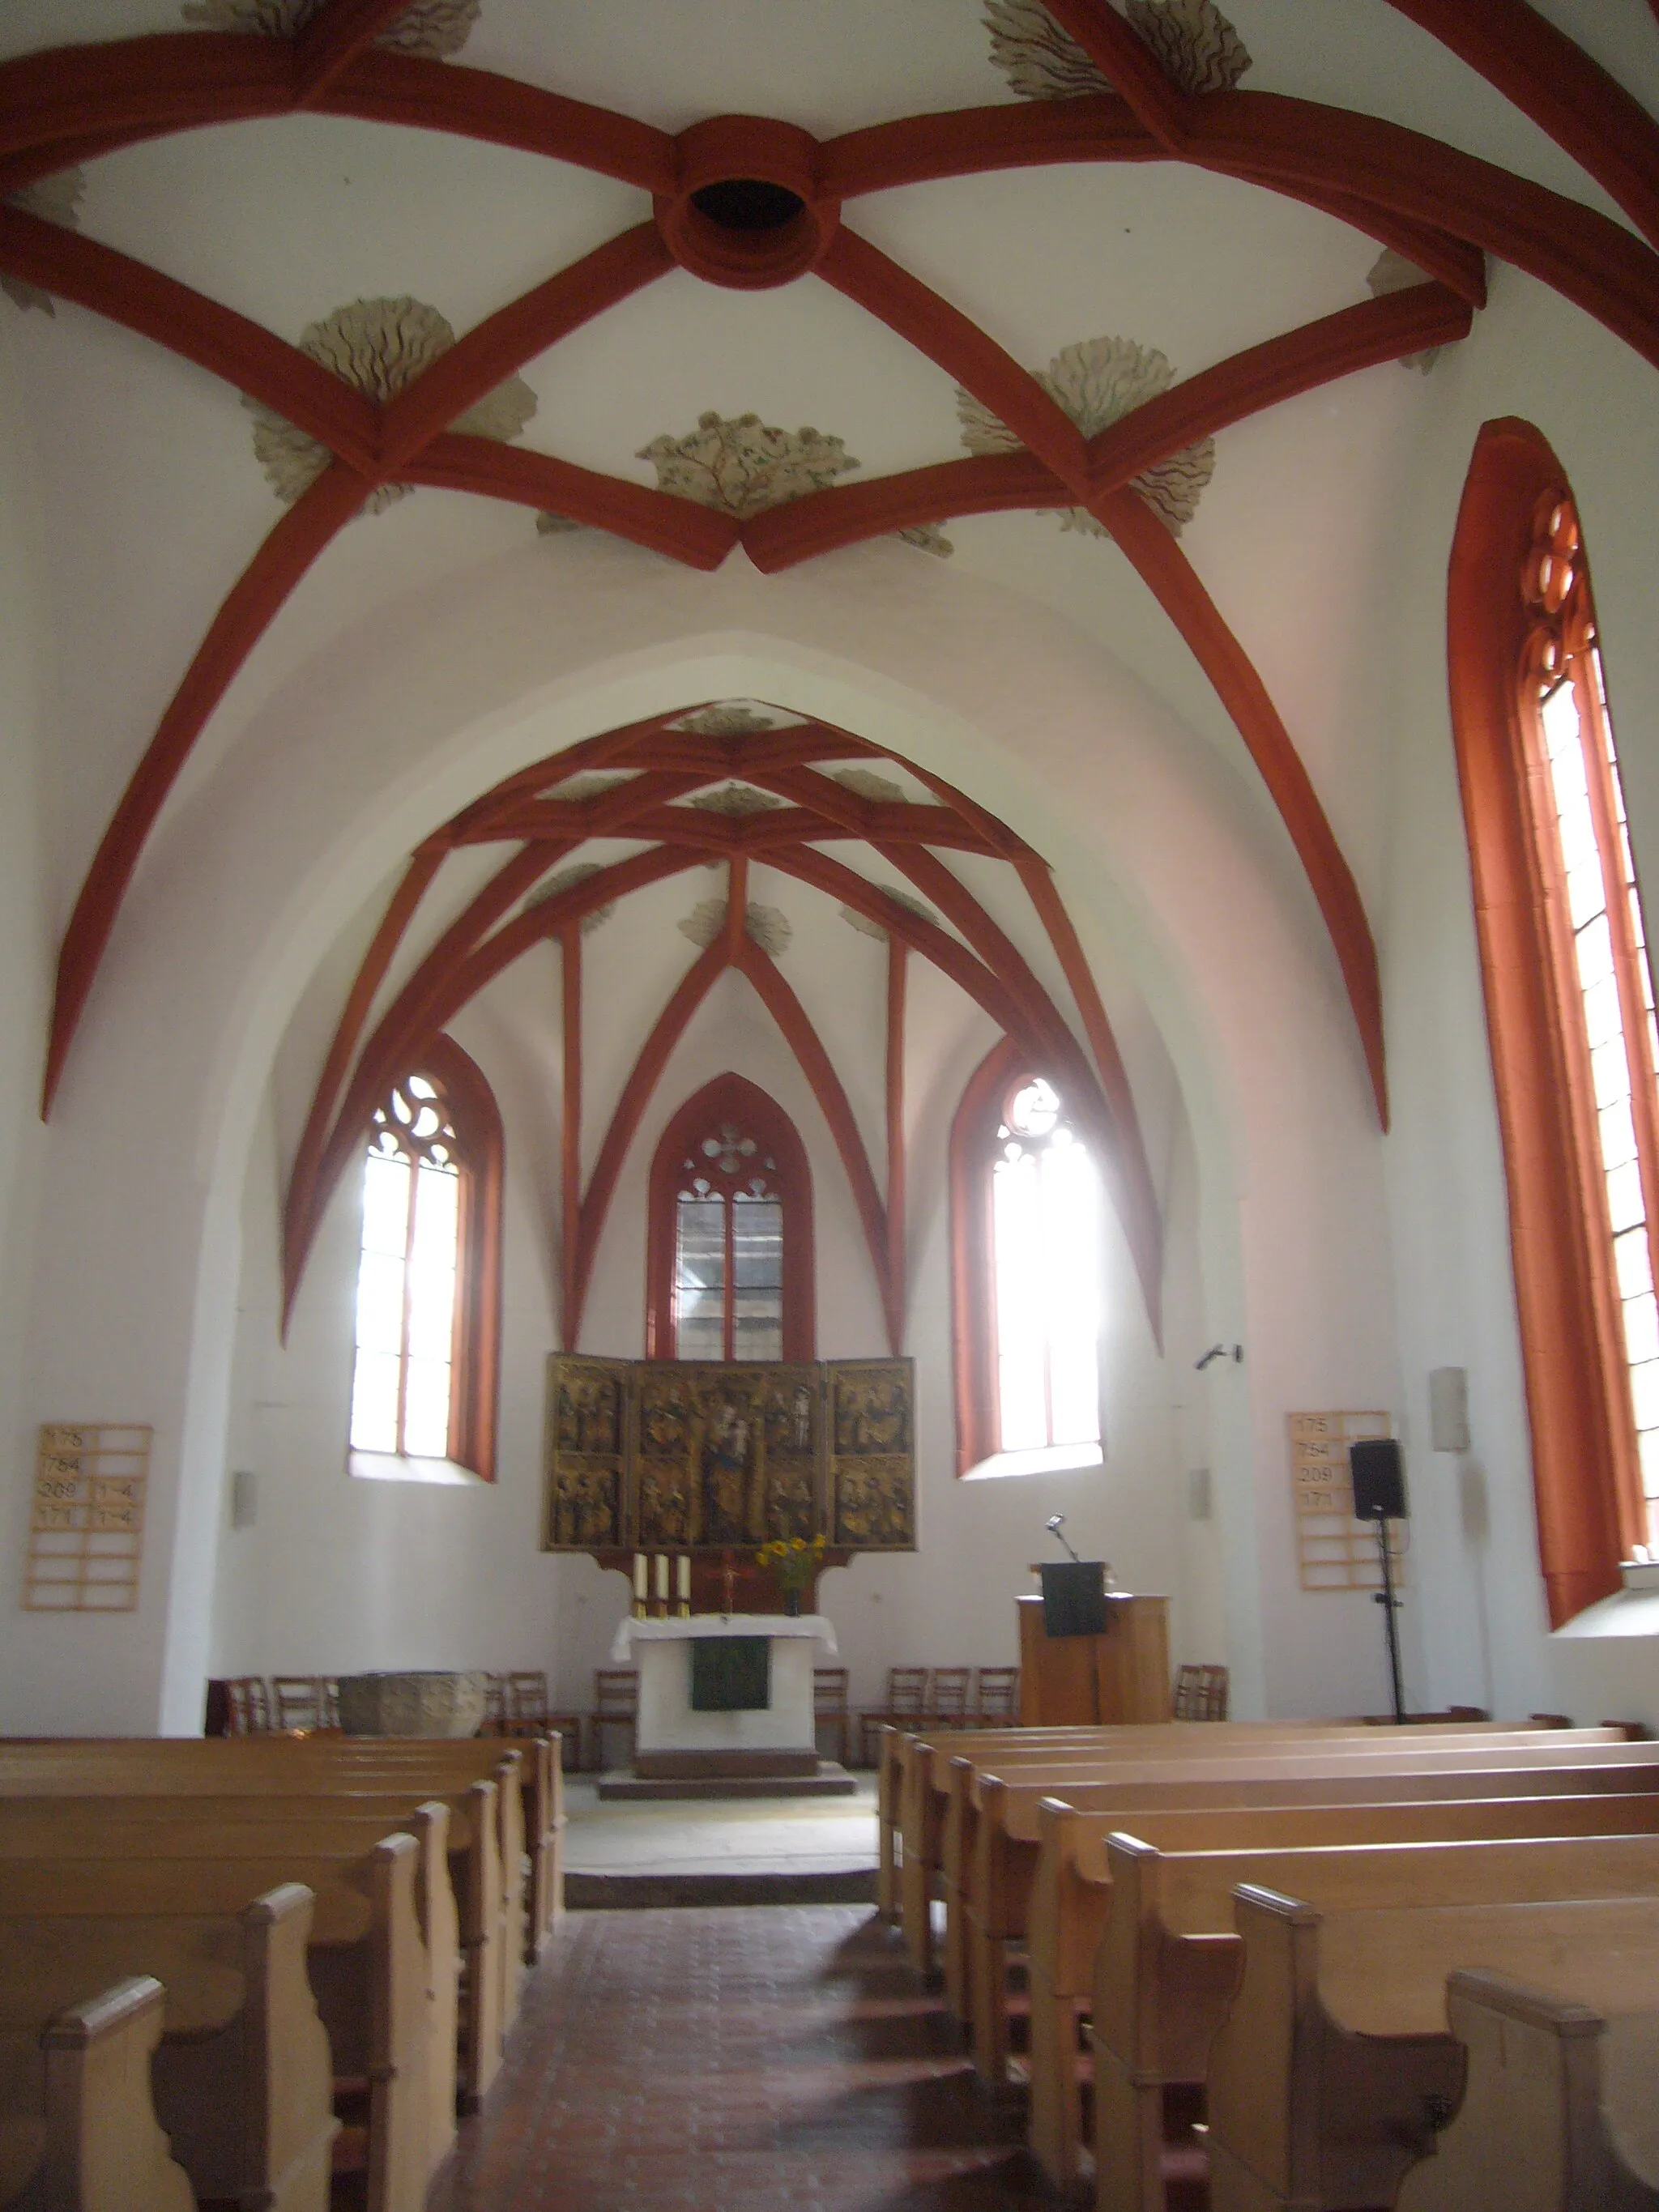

{"left": 656, "top": 1553, "right": 668, "bottom": 1602}
{"left": 677, "top": 1554, "right": 690, "bottom": 1602}
{"left": 633, "top": 1552, "right": 646, "bottom": 1601}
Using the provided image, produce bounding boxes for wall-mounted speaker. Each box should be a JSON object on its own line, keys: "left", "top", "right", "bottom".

{"left": 1350, "top": 1438, "right": 1406, "bottom": 1521}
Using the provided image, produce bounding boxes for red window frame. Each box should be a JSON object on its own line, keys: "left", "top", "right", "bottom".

{"left": 352, "top": 1033, "right": 504, "bottom": 1479}
{"left": 1448, "top": 418, "right": 1650, "bottom": 1622}
{"left": 645, "top": 1072, "right": 815, "bottom": 1362}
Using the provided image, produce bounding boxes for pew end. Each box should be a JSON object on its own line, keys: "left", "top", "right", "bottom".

{"left": 19, "top": 1975, "right": 195, "bottom": 2212}
{"left": 1396, "top": 1969, "right": 1659, "bottom": 2210}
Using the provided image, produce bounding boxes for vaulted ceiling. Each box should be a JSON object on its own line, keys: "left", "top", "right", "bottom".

{"left": 5, "top": 0, "right": 1657, "bottom": 1194}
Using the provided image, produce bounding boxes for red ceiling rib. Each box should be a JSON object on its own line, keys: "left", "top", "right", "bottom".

{"left": 397, "top": 434, "right": 740, "bottom": 564}
{"left": 735, "top": 935, "right": 901, "bottom": 1353}
{"left": 376, "top": 224, "right": 674, "bottom": 471}
{"left": 1096, "top": 482, "right": 1387, "bottom": 1125}
{"left": 559, "top": 924, "right": 582, "bottom": 1349}
{"left": 281, "top": 841, "right": 446, "bottom": 1323}
{"left": 1380, "top": 0, "right": 1659, "bottom": 254}
{"left": 46, "top": 461, "right": 370, "bottom": 1115}
{"left": 284, "top": 718, "right": 1166, "bottom": 1350}
{"left": 885, "top": 937, "right": 907, "bottom": 1343}
{"left": 293, "top": 0, "right": 412, "bottom": 104}
{"left": 819, "top": 227, "right": 1093, "bottom": 490}
{"left": 568, "top": 938, "right": 727, "bottom": 1348}
{"left": 0, "top": 205, "right": 382, "bottom": 471}
{"left": 12, "top": 11, "right": 1659, "bottom": 1122}
{"left": 743, "top": 284, "right": 1472, "bottom": 570}
{"left": 9, "top": 32, "right": 1658, "bottom": 365}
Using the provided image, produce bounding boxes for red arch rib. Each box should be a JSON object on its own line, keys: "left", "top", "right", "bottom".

{"left": 45, "top": 461, "right": 370, "bottom": 1115}
{"left": 1380, "top": 0, "right": 1659, "bottom": 254}
{"left": 1094, "top": 482, "right": 1386, "bottom": 1125}
{"left": 744, "top": 284, "right": 1472, "bottom": 572}
{"left": 293, "top": 0, "right": 412, "bottom": 104}
{"left": 735, "top": 938, "right": 899, "bottom": 1353}
{"left": 569, "top": 940, "right": 729, "bottom": 1349}
{"left": 0, "top": 206, "right": 381, "bottom": 471}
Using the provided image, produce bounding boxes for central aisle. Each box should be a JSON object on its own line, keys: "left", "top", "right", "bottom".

{"left": 428, "top": 1905, "right": 1046, "bottom": 2210}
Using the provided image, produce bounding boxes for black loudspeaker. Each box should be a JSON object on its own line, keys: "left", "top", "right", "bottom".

{"left": 1350, "top": 1437, "right": 1407, "bottom": 1521}
{"left": 1039, "top": 1561, "right": 1107, "bottom": 1638}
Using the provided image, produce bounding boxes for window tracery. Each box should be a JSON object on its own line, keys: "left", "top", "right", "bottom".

{"left": 646, "top": 1075, "right": 814, "bottom": 1362}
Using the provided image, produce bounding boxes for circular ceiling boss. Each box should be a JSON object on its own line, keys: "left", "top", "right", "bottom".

{"left": 655, "top": 118, "right": 841, "bottom": 290}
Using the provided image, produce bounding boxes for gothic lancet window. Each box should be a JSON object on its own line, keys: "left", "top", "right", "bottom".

{"left": 646, "top": 1074, "right": 815, "bottom": 1362}
{"left": 951, "top": 1035, "right": 1103, "bottom": 1476}
{"left": 1450, "top": 420, "right": 1654, "bottom": 1621}
{"left": 348, "top": 1036, "right": 502, "bottom": 1477}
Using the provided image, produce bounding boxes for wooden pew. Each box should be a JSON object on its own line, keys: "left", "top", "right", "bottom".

{"left": 899, "top": 1723, "right": 1606, "bottom": 1975}
{"left": 881, "top": 1717, "right": 1538, "bottom": 1937}
{"left": 0, "top": 1806, "right": 454, "bottom": 2194}
{"left": 0, "top": 1731, "right": 559, "bottom": 1968}
{"left": 963, "top": 1745, "right": 1659, "bottom": 2086}
{"left": 1394, "top": 1966, "right": 1659, "bottom": 2210}
{"left": 0, "top": 1874, "right": 335, "bottom": 2212}
{"left": 0, "top": 1974, "right": 194, "bottom": 2212}
{"left": 1025, "top": 1787, "right": 1659, "bottom": 2192}
{"left": 1204, "top": 1880, "right": 1659, "bottom": 2212}
{"left": 1090, "top": 1823, "right": 1659, "bottom": 2211}
{"left": 0, "top": 1749, "right": 513, "bottom": 2103}
{"left": 943, "top": 1730, "right": 1635, "bottom": 2027}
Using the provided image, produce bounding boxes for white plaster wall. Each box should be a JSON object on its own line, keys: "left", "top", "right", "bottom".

{"left": 0, "top": 320, "right": 56, "bottom": 1715}
{"left": 1380, "top": 263, "right": 1659, "bottom": 1733}
{"left": 0, "top": 539, "right": 1405, "bottom": 1733}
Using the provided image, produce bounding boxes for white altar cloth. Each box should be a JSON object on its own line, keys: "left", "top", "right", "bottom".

{"left": 610, "top": 1614, "right": 837, "bottom": 1762}
{"left": 609, "top": 1613, "right": 838, "bottom": 1661}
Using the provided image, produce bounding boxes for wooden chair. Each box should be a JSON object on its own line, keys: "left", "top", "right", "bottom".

{"left": 501, "top": 1670, "right": 584, "bottom": 1771}
{"left": 928, "top": 1666, "right": 974, "bottom": 1728}
{"left": 590, "top": 1669, "right": 638, "bottom": 1771}
{"left": 270, "top": 1675, "right": 326, "bottom": 1732}
{"left": 975, "top": 1666, "right": 1021, "bottom": 1724}
{"left": 481, "top": 1675, "right": 505, "bottom": 1735}
{"left": 1172, "top": 1662, "right": 1230, "bottom": 1720}
{"left": 859, "top": 1666, "right": 931, "bottom": 1767}
{"left": 224, "top": 1676, "right": 271, "bottom": 1735}
{"left": 813, "top": 1668, "right": 851, "bottom": 1767}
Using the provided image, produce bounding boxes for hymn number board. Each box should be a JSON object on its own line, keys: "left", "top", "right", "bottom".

{"left": 1289, "top": 1409, "right": 1405, "bottom": 1592}
{"left": 25, "top": 1423, "right": 151, "bottom": 1611}
{"left": 542, "top": 1355, "right": 916, "bottom": 1555}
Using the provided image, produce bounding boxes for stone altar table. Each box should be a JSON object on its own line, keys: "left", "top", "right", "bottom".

{"left": 603, "top": 1614, "right": 854, "bottom": 1798}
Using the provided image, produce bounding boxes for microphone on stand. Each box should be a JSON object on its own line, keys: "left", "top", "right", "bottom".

{"left": 1045, "top": 1514, "right": 1081, "bottom": 1563}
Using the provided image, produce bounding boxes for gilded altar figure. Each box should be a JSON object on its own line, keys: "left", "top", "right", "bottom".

{"left": 757, "top": 1368, "right": 819, "bottom": 1540}
{"left": 832, "top": 1365, "right": 912, "bottom": 1456}
{"left": 691, "top": 1387, "right": 759, "bottom": 1545}
{"left": 833, "top": 1456, "right": 914, "bottom": 1548}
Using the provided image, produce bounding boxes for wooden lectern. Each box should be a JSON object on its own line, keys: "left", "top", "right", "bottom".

{"left": 1016, "top": 1591, "right": 1171, "bottom": 1724}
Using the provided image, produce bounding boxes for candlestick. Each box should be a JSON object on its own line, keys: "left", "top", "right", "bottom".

{"left": 676, "top": 1554, "right": 691, "bottom": 1617}
{"left": 655, "top": 1552, "right": 668, "bottom": 1602}
{"left": 633, "top": 1550, "right": 647, "bottom": 1619}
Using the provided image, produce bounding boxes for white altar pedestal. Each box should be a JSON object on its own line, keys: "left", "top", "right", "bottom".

{"left": 603, "top": 1614, "right": 851, "bottom": 1797}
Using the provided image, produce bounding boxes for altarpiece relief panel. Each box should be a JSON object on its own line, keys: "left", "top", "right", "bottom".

{"left": 542, "top": 1355, "right": 915, "bottom": 1557}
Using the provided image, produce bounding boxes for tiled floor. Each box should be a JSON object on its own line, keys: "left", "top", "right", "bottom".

{"left": 427, "top": 1905, "right": 1051, "bottom": 2210}
{"left": 564, "top": 1774, "right": 879, "bottom": 1877}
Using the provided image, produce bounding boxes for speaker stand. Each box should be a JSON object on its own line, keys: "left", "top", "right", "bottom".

{"left": 1371, "top": 1517, "right": 1406, "bottom": 1724}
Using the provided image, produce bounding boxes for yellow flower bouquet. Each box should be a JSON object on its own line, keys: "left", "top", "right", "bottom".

{"left": 756, "top": 1532, "right": 825, "bottom": 1596}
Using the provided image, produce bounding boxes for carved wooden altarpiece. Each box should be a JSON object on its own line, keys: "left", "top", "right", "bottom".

{"left": 542, "top": 1355, "right": 916, "bottom": 1562}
